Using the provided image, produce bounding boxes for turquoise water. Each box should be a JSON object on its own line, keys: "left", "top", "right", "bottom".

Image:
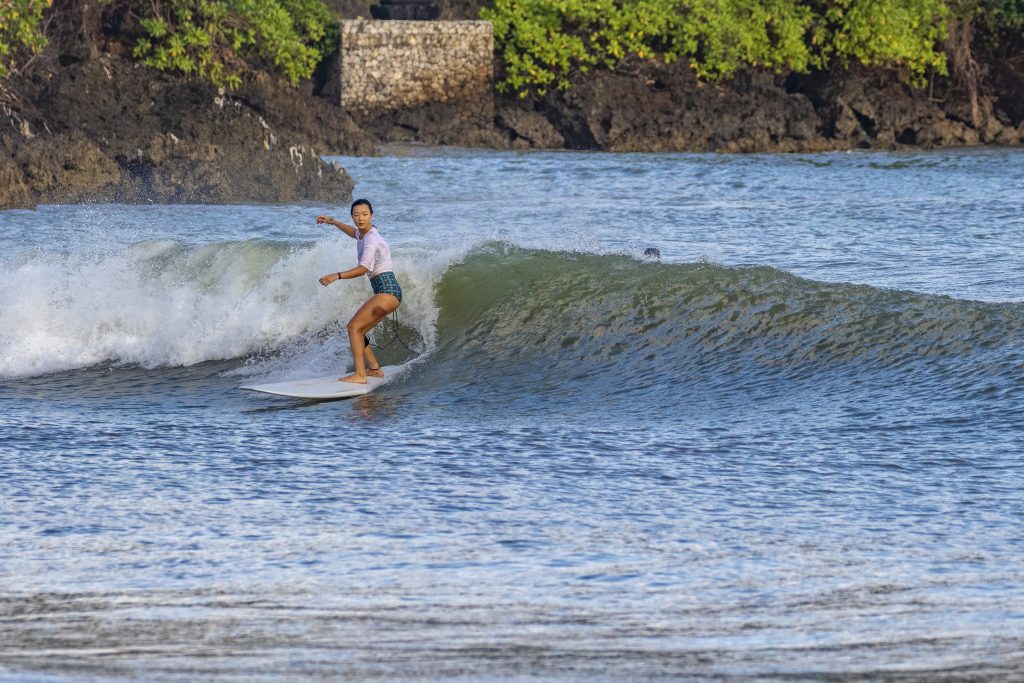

{"left": 1, "top": 148, "right": 1023, "bottom": 680}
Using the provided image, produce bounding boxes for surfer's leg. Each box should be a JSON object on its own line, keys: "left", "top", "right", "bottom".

{"left": 340, "top": 294, "right": 400, "bottom": 383}
{"left": 364, "top": 337, "right": 383, "bottom": 378}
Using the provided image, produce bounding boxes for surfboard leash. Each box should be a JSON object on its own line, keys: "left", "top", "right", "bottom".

{"left": 369, "top": 310, "right": 419, "bottom": 356}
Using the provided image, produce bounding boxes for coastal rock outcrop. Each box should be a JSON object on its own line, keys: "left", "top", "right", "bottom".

{"left": 533, "top": 66, "right": 828, "bottom": 152}
{"left": 3, "top": 7, "right": 1022, "bottom": 211}
{"left": 356, "top": 100, "right": 506, "bottom": 147}
{"left": 1, "top": 56, "right": 360, "bottom": 209}
{"left": 0, "top": 130, "right": 120, "bottom": 208}
{"left": 495, "top": 106, "right": 564, "bottom": 149}
{"left": 484, "top": 60, "right": 1024, "bottom": 153}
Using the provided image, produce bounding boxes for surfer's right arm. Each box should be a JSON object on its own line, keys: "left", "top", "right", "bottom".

{"left": 316, "top": 215, "right": 357, "bottom": 239}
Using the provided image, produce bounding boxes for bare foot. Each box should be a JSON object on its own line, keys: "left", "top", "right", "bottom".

{"left": 367, "top": 367, "right": 384, "bottom": 378}
{"left": 339, "top": 373, "right": 368, "bottom": 384}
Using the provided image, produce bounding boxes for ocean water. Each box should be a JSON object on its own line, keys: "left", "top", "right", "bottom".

{"left": 1, "top": 147, "right": 1023, "bottom": 680}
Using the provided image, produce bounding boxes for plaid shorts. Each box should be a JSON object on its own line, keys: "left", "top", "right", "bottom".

{"left": 370, "top": 271, "right": 403, "bottom": 303}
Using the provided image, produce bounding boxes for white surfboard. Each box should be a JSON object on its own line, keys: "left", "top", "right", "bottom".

{"left": 241, "top": 365, "right": 401, "bottom": 400}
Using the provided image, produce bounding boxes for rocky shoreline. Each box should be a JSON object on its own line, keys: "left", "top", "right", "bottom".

{"left": 2, "top": 31, "right": 1022, "bottom": 210}
{"left": 1, "top": 56, "right": 368, "bottom": 209}
{"left": 383, "top": 59, "right": 1024, "bottom": 153}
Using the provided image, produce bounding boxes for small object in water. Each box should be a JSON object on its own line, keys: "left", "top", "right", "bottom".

{"left": 643, "top": 247, "right": 661, "bottom": 260}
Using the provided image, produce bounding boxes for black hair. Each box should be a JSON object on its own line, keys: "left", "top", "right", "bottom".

{"left": 351, "top": 198, "right": 373, "bottom": 215}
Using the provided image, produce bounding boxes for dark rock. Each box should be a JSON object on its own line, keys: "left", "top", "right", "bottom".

{"left": 105, "top": 125, "right": 354, "bottom": 205}
{"left": 0, "top": 152, "right": 34, "bottom": 209}
{"left": 991, "top": 57, "right": 1024, "bottom": 126}
{"left": 1, "top": 129, "right": 120, "bottom": 205}
{"left": 2, "top": 55, "right": 359, "bottom": 209}
{"left": 363, "top": 55, "right": 1022, "bottom": 153}
{"left": 539, "top": 88, "right": 601, "bottom": 150}
{"left": 235, "top": 71, "right": 375, "bottom": 156}
{"left": 495, "top": 102, "right": 564, "bottom": 149}
{"left": 531, "top": 64, "right": 831, "bottom": 153}
{"left": 358, "top": 101, "right": 505, "bottom": 148}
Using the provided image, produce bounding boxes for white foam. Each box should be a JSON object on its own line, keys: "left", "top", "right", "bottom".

{"left": 0, "top": 237, "right": 461, "bottom": 380}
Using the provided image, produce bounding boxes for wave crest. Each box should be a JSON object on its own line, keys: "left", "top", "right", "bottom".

{"left": 3, "top": 240, "right": 1021, "bottom": 396}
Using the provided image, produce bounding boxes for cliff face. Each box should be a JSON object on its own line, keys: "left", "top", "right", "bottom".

{"left": 487, "top": 60, "right": 1024, "bottom": 153}
{"left": 1, "top": 54, "right": 370, "bottom": 210}
{"left": 340, "top": 49, "right": 1024, "bottom": 152}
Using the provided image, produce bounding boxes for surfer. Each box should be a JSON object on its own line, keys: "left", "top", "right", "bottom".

{"left": 317, "top": 199, "right": 403, "bottom": 384}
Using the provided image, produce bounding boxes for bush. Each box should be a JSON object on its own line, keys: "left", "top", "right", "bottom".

{"left": 483, "top": 0, "right": 818, "bottom": 95}
{"left": 483, "top": 0, "right": 953, "bottom": 96}
{"left": 975, "top": 0, "right": 1024, "bottom": 57}
{"left": 131, "top": 0, "right": 338, "bottom": 89}
{"left": 0, "top": 0, "right": 52, "bottom": 79}
{"left": 810, "top": 0, "right": 950, "bottom": 85}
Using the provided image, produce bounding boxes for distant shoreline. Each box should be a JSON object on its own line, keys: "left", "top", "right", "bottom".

{"left": 2, "top": 49, "right": 1021, "bottom": 210}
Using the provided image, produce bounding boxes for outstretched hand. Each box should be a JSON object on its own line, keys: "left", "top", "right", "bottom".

{"left": 316, "top": 215, "right": 333, "bottom": 225}
{"left": 319, "top": 273, "right": 339, "bottom": 286}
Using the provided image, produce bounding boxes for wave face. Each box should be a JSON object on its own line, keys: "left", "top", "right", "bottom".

{"left": 4, "top": 240, "right": 1023, "bottom": 413}
{"left": 416, "top": 243, "right": 1024, "bottom": 414}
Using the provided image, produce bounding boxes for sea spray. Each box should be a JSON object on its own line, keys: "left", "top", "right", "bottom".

{"left": 0, "top": 238, "right": 440, "bottom": 379}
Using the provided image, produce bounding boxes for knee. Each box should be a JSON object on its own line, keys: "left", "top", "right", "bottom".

{"left": 347, "top": 320, "right": 362, "bottom": 335}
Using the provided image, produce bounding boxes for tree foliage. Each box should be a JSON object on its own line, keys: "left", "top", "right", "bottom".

{"left": 483, "top": 0, "right": 954, "bottom": 95}
{"left": 0, "top": 0, "right": 52, "bottom": 79}
{"left": 3, "top": 0, "right": 1023, "bottom": 92}
{"left": 974, "top": 0, "right": 1024, "bottom": 56}
{"left": 811, "top": 0, "right": 949, "bottom": 84}
{"left": 131, "top": 0, "right": 337, "bottom": 89}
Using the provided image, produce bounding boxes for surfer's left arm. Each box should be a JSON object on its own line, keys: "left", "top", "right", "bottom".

{"left": 319, "top": 266, "right": 368, "bottom": 286}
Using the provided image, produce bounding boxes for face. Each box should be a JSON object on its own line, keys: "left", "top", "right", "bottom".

{"left": 351, "top": 204, "right": 373, "bottom": 231}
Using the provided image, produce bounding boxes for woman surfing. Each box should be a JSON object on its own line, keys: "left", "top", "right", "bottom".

{"left": 317, "top": 199, "right": 403, "bottom": 384}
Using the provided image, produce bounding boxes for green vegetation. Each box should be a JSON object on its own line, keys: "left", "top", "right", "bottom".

{"left": 1, "top": 0, "right": 1022, "bottom": 92}
{"left": 131, "top": 0, "right": 337, "bottom": 88}
{"left": 482, "top": 0, "right": 952, "bottom": 95}
{"left": 975, "top": 0, "right": 1024, "bottom": 56}
{"left": 481, "top": 0, "right": 819, "bottom": 93}
{"left": 0, "top": 0, "right": 52, "bottom": 78}
{"left": 0, "top": 0, "right": 336, "bottom": 87}
{"left": 813, "top": 0, "right": 950, "bottom": 81}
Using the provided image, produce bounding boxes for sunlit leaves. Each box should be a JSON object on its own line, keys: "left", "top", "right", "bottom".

{"left": 131, "top": 0, "right": 338, "bottom": 88}
{"left": 813, "top": 0, "right": 950, "bottom": 84}
{"left": 484, "top": 0, "right": 952, "bottom": 95}
{"left": 0, "top": 0, "right": 52, "bottom": 78}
